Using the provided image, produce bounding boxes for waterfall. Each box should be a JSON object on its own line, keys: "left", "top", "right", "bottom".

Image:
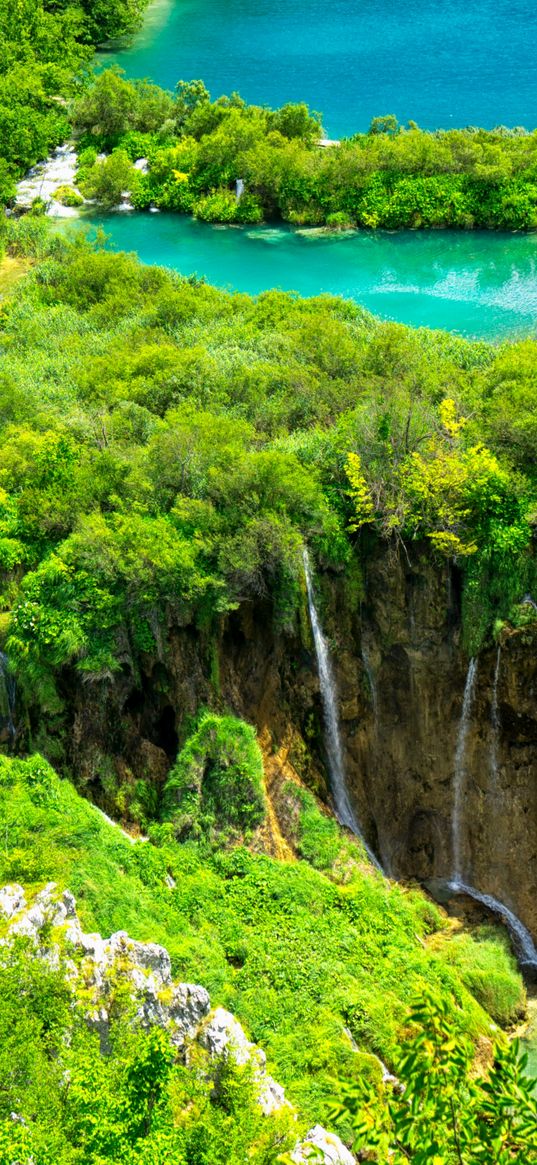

{"left": 452, "top": 657, "right": 478, "bottom": 885}
{"left": 446, "top": 881, "right": 537, "bottom": 978}
{"left": 303, "top": 551, "right": 381, "bottom": 870}
{"left": 0, "top": 652, "right": 16, "bottom": 747}
{"left": 235, "top": 177, "right": 245, "bottom": 201}
{"left": 489, "top": 644, "right": 501, "bottom": 788}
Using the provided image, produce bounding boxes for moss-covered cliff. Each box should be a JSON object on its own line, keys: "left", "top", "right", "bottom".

{"left": 17, "top": 541, "right": 535, "bottom": 946}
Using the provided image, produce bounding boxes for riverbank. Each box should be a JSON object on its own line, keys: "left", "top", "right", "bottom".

{"left": 67, "top": 71, "right": 537, "bottom": 231}
{"left": 64, "top": 210, "right": 537, "bottom": 339}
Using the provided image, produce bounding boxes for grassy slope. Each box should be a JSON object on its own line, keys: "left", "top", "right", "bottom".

{"left": 0, "top": 753, "right": 525, "bottom": 1125}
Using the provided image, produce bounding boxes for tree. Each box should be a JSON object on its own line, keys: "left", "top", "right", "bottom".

{"left": 174, "top": 78, "right": 211, "bottom": 130}
{"left": 330, "top": 992, "right": 537, "bottom": 1163}
{"left": 369, "top": 114, "right": 400, "bottom": 136}
{"left": 72, "top": 68, "right": 136, "bottom": 142}
{"left": 268, "top": 102, "right": 323, "bottom": 143}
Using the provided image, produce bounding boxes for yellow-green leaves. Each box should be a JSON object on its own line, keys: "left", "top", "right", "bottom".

{"left": 345, "top": 452, "right": 375, "bottom": 532}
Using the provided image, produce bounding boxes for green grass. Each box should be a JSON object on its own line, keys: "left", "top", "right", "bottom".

{"left": 0, "top": 753, "right": 526, "bottom": 1124}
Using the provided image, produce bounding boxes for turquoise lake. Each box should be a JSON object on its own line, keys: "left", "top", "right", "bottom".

{"left": 99, "top": 0, "right": 537, "bottom": 337}
{"left": 113, "top": 0, "right": 537, "bottom": 137}
{"left": 84, "top": 213, "right": 537, "bottom": 340}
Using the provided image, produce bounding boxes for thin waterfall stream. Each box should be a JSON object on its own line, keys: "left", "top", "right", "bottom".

{"left": 446, "top": 881, "right": 537, "bottom": 978}
{"left": 452, "top": 657, "right": 478, "bottom": 886}
{"left": 303, "top": 551, "right": 382, "bottom": 871}
{"left": 445, "top": 651, "right": 537, "bottom": 977}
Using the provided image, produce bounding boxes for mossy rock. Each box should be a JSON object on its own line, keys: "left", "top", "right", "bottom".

{"left": 163, "top": 712, "right": 266, "bottom": 840}
{"left": 53, "top": 185, "right": 84, "bottom": 207}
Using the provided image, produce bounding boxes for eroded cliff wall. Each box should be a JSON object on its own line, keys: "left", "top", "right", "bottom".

{"left": 27, "top": 544, "right": 537, "bottom": 939}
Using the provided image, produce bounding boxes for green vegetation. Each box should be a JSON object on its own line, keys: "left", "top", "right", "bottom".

{"left": 0, "top": 937, "right": 296, "bottom": 1165}
{"left": 3, "top": 6, "right": 537, "bottom": 1163}
{"left": 0, "top": 752, "right": 530, "bottom": 1157}
{"left": 70, "top": 71, "right": 537, "bottom": 229}
{"left": 330, "top": 992, "right": 537, "bottom": 1163}
{"left": 163, "top": 712, "right": 267, "bottom": 841}
{"left": 0, "top": 221, "right": 534, "bottom": 729}
{"left": 0, "top": 0, "right": 148, "bottom": 198}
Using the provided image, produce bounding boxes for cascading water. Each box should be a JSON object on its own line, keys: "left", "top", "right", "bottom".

{"left": 446, "top": 881, "right": 537, "bottom": 980}
{"left": 489, "top": 644, "right": 502, "bottom": 789}
{"left": 0, "top": 652, "right": 16, "bottom": 747}
{"left": 442, "top": 650, "right": 537, "bottom": 979}
{"left": 303, "top": 550, "right": 381, "bottom": 871}
{"left": 452, "top": 657, "right": 478, "bottom": 885}
{"left": 235, "top": 177, "right": 245, "bottom": 201}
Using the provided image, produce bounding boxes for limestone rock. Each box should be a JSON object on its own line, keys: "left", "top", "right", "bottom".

{"left": 1, "top": 881, "right": 350, "bottom": 1148}
{"left": 0, "top": 884, "right": 26, "bottom": 919}
{"left": 9, "top": 882, "right": 71, "bottom": 939}
{"left": 168, "top": 983, "right": 211, "bottom": 1046}
{"left": 200, "top": 1006, "right": 259, "bottom": 1066}
{"left": 199, "top": 1005, "right": 288, "bottom": 1115}
{"left": 292, "top": 1125, "right": 356, "bottom": 1164}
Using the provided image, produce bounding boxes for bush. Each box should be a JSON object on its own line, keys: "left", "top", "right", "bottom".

{"left": 78, "top": 149, "right": 139, "bottom": 209}
{"left": 53, "top": 186, "right": 84, "bottom": 208}
{"left": 162, "top": 713, "right": 266, "bottom": 840}
{"left": 193, "top": 189, "right": 264, "bottom": 223}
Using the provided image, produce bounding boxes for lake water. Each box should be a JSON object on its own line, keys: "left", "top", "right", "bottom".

{"left": 113, "top": 0, "right": 537, "bottom": 138}
{"left": 83, "top": 213, "right": 537, "bottom": 340}
{"left": 100, "top": 1, "right": 537, "bottom": 337}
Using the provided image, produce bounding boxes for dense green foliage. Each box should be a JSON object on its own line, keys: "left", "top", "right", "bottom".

{"left": 330, "top": 993, "right": 537, "bottom": 1163}
{"left": 0, "top": 752, "right": 527, "bottom": 1144}
{"left": 0, "top": 0, "right": 147, "bottom": 197}
{"left": 0, "top": 223, "right": 535, "bottom": 718}
{"left": 71, "top": 71, "right": 537, "bottom": 229}
{"left": 163, "top": 712, "right": 266, "bottom": 841}
{"left": 0, "top": 939, "right": 296, "bottom": 1165}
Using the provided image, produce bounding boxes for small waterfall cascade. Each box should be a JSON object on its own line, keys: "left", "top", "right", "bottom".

{"left": 452, "top": 657, "right": 478, "bottom": 885}
{"left": 303, "top": 551, "right": 381, "bottom": 871}
{"left": 0, "top": 652, "right": 16, "bottom": 747}
{"left": 235, "top": 177, "right": 245, "bottom": 201}
{"left": 489, "top": 644, "right": 502, "bottom": 789}
{"left": 446, "top": 881, "right": 537, "bottom": 978}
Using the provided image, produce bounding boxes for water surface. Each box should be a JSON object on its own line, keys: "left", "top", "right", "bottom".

{"left": 102, "top": 0, "right": 537, "bottom": 337}
{"left": 82, "top": 212, "right": 537, "bottom": 339}
{"left": 112, "top": 0, "right": 537, "bottom": 137}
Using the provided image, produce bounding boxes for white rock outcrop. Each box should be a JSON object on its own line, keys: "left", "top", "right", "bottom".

{"left": 0, "top": 882, "right": 356, "bottom": 1162}
{"left": 292, "top": 1125, "right": 356, "bottom": 1164}
{"left": 199, "top": 1006, "right": 287, "bottom": 1114}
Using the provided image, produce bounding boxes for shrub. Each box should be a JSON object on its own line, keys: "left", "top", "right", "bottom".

{"left": 162, "top": 713, "right": 266, "bottom": 840}
{"left": 53, "top": 186, "right": 84, "bottom": 208}
{"left": 193, "top": 190, "right": 263, "bottom": 223}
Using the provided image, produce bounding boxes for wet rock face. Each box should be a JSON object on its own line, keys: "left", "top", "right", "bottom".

{"left": 29, "top": 544, "right": 537, "bottom": 941}
{"left": 330, "top": 546, "right": 537, "bottom": 941}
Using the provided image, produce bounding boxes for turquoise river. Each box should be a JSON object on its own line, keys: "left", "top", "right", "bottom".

{"left": 89, "top": 0, "right": 537, "bottom": 339}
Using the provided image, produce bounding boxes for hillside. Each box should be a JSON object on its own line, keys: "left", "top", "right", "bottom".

{"left": 0, "top": 202, "right": 537, "bottom": 1162}
{"left": 1, "top": 750, "right": 534, "bottom": 1163}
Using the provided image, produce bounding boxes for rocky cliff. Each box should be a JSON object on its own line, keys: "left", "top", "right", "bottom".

{"left": 0, "top": 881, "right": 355, "bottom": 1164}
{"left": 15, "top": 543, "right": 537, "bottom": 944}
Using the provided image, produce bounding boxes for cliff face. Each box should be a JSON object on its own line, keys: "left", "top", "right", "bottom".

{"left": 323, "top": 546, "right": 537, "bottom": 942}
{"left": 29, "top": 545, "right": 537, "bottom": 941}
